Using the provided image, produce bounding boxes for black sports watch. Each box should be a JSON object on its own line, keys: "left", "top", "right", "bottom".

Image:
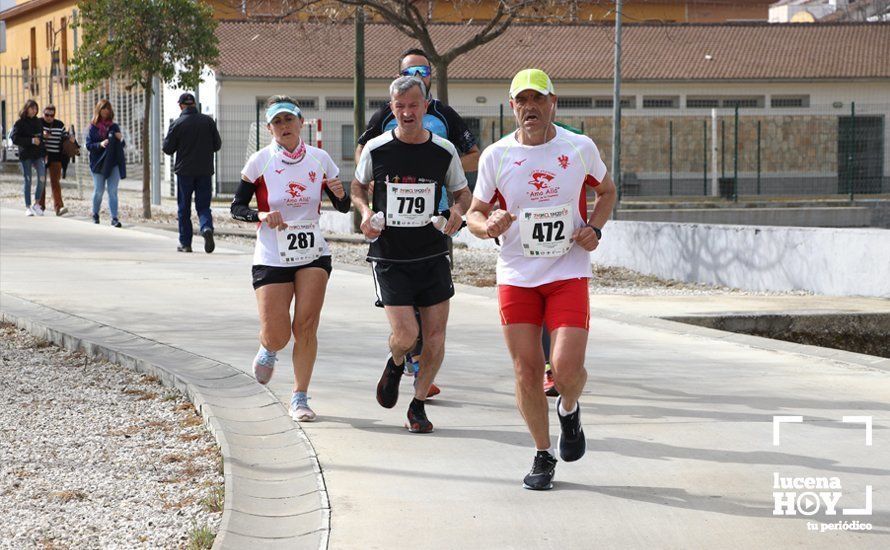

{"left": 586, "top": 224, "right": 602, "bottom": 240}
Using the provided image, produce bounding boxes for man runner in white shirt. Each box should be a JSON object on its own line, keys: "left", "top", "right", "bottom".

{"left": 466, "top": 69, "right": 617, "bottom": 490}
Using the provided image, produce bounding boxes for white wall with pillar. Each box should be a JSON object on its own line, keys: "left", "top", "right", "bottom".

{"left": 441, "top": 219, "right": 890, "bottom": 297}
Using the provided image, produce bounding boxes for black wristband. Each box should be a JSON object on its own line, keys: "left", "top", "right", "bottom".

{"left": 587, "top": 224, "right": 602, "bottom": 240}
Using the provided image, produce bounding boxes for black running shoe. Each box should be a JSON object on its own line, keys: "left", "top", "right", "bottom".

{"left": 202, "top": 228, "right": 215, "bottom": 253}
{"left": 406, "top": 399, "right": 434, "bottom": 433}
{"left": 523, "top": 451, "right": 557, "bottom": 490}
{"left": 556, "top": 397, "right": 586, "bottom": 462}
{"left": 376, "top": 354, "right": 404, "bottom": 409}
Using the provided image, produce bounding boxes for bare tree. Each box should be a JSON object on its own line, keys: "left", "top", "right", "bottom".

{"left": 823, "top": 0, "right": 890, "bottom": 21}
{"left": 232, "top": 0, "right": 585, "bottom": 103}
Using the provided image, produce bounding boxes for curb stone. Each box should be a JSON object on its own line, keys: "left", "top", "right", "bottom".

{"left": 0, "top": 293, "right": 331, "bottom": 549}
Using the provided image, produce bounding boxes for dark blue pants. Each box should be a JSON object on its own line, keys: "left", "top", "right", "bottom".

{"left": 176, "top": 175, "right": 213, "bottom": 247}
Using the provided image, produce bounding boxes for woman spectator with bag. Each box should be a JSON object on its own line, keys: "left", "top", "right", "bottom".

{"left": 85, "top": 99, "right": 126, "bottom": 227}
{"left": 11, "top": 99, "right": 46, "bottom": 216}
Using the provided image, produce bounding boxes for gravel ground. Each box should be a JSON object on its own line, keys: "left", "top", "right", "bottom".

{"left": 0, "top": 323, "right": 223, "bottom": 550}
{"left": 1, "top": 178, "right": 808, "bottom": 296}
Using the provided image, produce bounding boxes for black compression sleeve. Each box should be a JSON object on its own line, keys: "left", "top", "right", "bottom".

{"left": 231, "top": 179, "right": 260, "bottom": 222}
{"left": 324, "top": 185, "right": 352, "bottom": 213}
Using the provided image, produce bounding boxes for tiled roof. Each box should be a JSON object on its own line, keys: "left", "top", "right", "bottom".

{"left": 216, "top": 20, "right": 890, "bottom": 81}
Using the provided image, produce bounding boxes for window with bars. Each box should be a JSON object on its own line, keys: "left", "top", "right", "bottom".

{"left": 722, "top": 97, "right": 763, "bottom": 108}
{"left": 687, "top": 97, "right": 719, "bottom": 108}
{"left": 255, "top": 97, "right": 317, "bottom": 110}
{"left": 368, "top": 97, "right": 389, "bottom": 110}
{"left": 341, "top": 124, "right": 354, "bottom": 161}
{"left": 326, "top": 98, "right": 354, "bottom": 110}
{"left": 771, "top": 96, "right": 809, "bottom": 108}
{"left": 21, "top": 58, "right": 31, "bottom": 90}
{"left": 294, "top": 98, "right": 317, "bottom": 110}
{"left": 686, "top": 96, "right": 764, "bottom": 109}
{"left": 559, "top": 96, "right": 593, "bottom": 109}
{"left": 593, "top": 97, "right": 635, "bottom": 109}
{"left": 642, "top": 96, "right": 679, "bottom": 109}
{"left": 51, "top": 50, "right": 61, "bottom": 77}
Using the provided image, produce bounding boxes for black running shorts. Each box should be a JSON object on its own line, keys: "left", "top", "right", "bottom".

{"left": 372, "top": 255, "right": 454, "bottom": 307}
{"left": 252, "top": 256, "right": 332, "bottom": 289}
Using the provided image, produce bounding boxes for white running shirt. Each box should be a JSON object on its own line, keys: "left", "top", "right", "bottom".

{"left": 241, "top": 142, "right": 340, "bottom": 267}
{"left": 473, "top": 125, "right": 608, "bottom": 287}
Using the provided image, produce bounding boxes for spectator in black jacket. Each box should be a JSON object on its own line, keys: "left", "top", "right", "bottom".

{"left": 11, "top": 99, "right": 46, "bottom": 216}
{"left": 163, "top": 93, "right": 222, "bottom": 253}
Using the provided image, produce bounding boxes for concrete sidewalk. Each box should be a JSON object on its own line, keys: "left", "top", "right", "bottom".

{"left": 1, "top": 207, "right": 888, "bottom": 549}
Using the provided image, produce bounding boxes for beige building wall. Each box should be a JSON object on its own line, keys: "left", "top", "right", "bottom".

{"left": 1, "top": 0, "right": 78, "bottom": 130}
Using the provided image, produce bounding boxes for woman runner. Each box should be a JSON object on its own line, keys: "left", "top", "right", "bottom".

{"left": 231, "top": 95, "right": 350, "bottom": 421}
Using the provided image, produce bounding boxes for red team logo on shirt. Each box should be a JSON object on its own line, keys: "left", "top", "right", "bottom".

{"left": 527, "top": 170, "right": 560, "bottom": 202}
{"left": 558, "top": 155, "right": 570, "bottom": 169}
{"left": 287, "top": 182, "right": 307, "bottom": 198}
{"left": 309, "top": 171, "right": 317, "bottom": 183}
{"left": 529, "top": 171, "right": 555, "bottom": 191}
{"left": 284, "top": 181, "right": 311, "bottom": 208}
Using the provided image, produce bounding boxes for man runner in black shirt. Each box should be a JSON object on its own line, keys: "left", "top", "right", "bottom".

{"left": 351, "top": 76, "right": 471, "bottom": 433}
{"left": 356, "top": 48, "right": 480, "bottom": 398}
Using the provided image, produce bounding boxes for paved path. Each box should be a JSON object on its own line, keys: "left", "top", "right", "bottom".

{"left": 1, "top": 208, "right": 888, "bottom": 549}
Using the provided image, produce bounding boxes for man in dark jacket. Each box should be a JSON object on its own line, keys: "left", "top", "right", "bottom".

{"left": 163, "top": 93, "right": 222, "bottom": 253}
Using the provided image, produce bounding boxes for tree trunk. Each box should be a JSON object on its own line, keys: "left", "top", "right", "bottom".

{"left": 434, "top": 60, "right": 449, "bottom": 104}
{"left": 142, "top": 83, "right": 152, "bottom": 219}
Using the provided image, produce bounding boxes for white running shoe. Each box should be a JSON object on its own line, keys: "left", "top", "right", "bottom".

{"left": 25, "top": 208, "right": 34, "bottom": 217}
{"left": 290, "top": 392, "right": 316, "bottom": 422}
{"left": 30, "top": 204, "right": 44, "bottom": 216}
{"left": 252, "top": 347, "right": 277, "bottom": 385}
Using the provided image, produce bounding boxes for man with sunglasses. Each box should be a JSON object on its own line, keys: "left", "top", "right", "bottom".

{"left": 356, "top": 48, "right": 481, "bottom": 398}
{"left": 357, "top": 48, "right": 479, "bottom": 174}
{"left": 38, "top": 105, "right": 72, "bottom": 216}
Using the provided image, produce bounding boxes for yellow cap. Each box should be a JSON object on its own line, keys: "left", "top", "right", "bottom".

{"left": 509, "top": 69, "right": 555, "bottom": 98}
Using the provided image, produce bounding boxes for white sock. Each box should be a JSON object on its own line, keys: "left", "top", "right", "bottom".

{"left": 536, "top": 447, "right": 555, "bottom": 458}
{"left": 558, "top": 400, "right": 578, "bottom": 417}
{"left": 259, "top": 344, "right": 276, "bottom": 356}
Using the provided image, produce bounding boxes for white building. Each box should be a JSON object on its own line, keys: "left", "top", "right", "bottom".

{"left": 192, "top": 20, "right": 890, "bottom": 196}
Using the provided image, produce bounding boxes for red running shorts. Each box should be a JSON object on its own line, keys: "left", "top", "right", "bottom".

{"left": 497, "top": 277, "right": 590, "bottom": 330}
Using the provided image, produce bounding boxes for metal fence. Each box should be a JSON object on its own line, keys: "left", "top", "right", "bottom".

{"left": 217, "top": 100, "right": 888, "bottom": 199}
{"left": 1, "top": 68, "right": 146, "bottom": 195}
{"left": 5, "top": 67, "right": 886, "bottom": 200}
